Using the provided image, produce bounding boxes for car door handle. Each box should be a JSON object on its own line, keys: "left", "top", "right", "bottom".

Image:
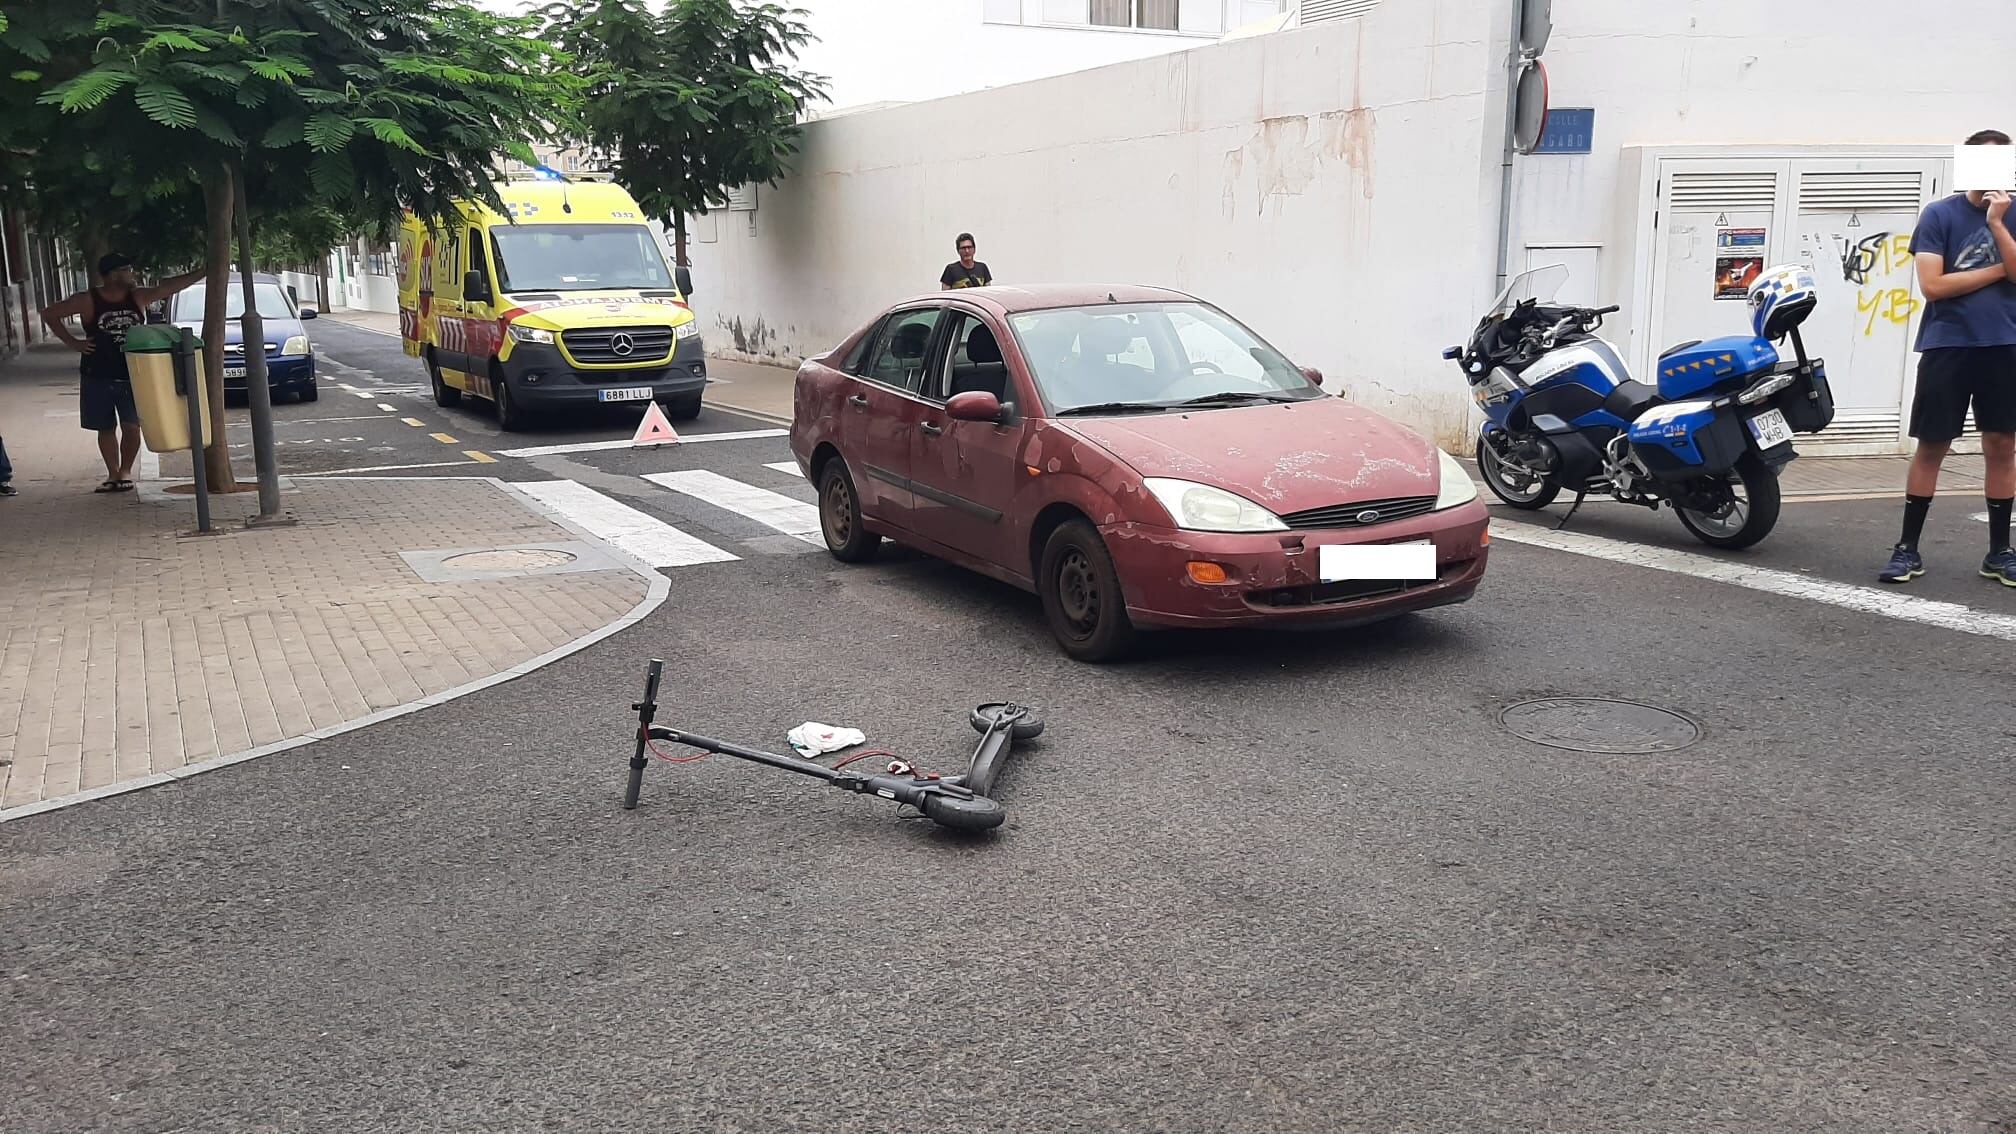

{"left": 847, "top": 394, "right": 870, "bottom": 408}
{"left": 919, "top": 422, "right": 943, "bottom": 437}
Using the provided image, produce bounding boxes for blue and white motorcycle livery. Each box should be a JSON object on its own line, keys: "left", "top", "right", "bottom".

{"left": 1444, "top": 264, "right": 1837, "bottom": 549}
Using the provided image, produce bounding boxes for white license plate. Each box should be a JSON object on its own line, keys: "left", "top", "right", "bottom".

{"left": 1319, "top": 540, "right": 1437, "bottom": 583}
{"left": 1748, "top": 408, "right": 1793, "bottom": 449}
{"left": 223, "top": 366, "right": 246, "bottom": 379}
{"left": 598, "top": 386, "right": 654, "bottom": 402}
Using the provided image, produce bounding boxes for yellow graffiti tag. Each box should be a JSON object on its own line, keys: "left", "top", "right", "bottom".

{"left": 1858, "top": 287, "right": 1921, "bottom": 335}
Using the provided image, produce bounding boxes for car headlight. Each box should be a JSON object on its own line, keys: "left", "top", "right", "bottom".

{"left": 280, "top": 335, "right": 310, "bottom": 357}
{"left": 1435, "top": 449, "right": 1480, "bottom": 510}
{"left": 509, "top": 324, "right": 555, "bottom": 344}
{"left": 674, "top": 321, "right": 699, "bottom": 340}
{"left": 1143, "top": 477, "right": 1288, "bottom": 533}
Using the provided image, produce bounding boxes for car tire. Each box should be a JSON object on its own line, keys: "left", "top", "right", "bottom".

{"left": 492, "top": 369, "right": 525, "bottom": 432}
{"left": 429, "top": 354, "right": 461, "bottom": 408}
{"left": 297, "top": 379, "right": 319, "bottom": 403}
{"left": 665, "top": 393, "right": 703, "bottom": 421}
{"left": 817, "top": 458, "right": 882, "bottom": 563}
{"left": 1039, "top": 519, "right": 1137, "bottom": 663}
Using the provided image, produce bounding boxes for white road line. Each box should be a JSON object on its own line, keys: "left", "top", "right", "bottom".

{"left": 349, "top": 389, "right": 377, "bottom": 400}
{"left": 496, "top": 428, "right": 788, "bottom": 458}
{"left": 378, "top": 403, "right": 397, "bottom": 412}
{"left": 642, "top": 469, "right": 823, "bottom": 546}
{"left": 764, "top": 461, "right": 804, "bottom": 478}
{"left": 291, "top": 460, "right": 474, "bottom": 476}
{"left": 515, "top": 480, "right": 739, "bottom": 568}
{"left": 1492, "top": 524, "right": 2016, "bottom": 643}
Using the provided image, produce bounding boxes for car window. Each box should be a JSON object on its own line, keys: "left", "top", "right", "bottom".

{"left": 863, "top": 308, "right": 941, "bottom": 394}
{"left": 1170, "top": 309, "right": 1270, "bottom": 384}
{"left": 1006, "top": 302, "right": 1317, "bottom": 414}
{"left": 936, "top": 312, "right": 1011, "bottom": 403}
{"left": 840, "top": 319, "right": 884, "bottom": 375}
{"left": 467, "top": 228, "right": 489, "bottom": 291}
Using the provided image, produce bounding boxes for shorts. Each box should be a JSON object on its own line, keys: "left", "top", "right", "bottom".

{"left": 80, "top": 378, "right": 141, "bottom": 432}
{"left": 1910, "top": 346, "right": 2016, "bottom": 443}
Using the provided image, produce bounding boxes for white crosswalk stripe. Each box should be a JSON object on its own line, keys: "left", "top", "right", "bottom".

{"left": 642, "top": 469, "right": 825, "bottom": 546}
{"left": 764, "top": 461, "right": 803, "bottom": 477}
{"left": 514, "top": 479, "right": 740, "bottom": 568}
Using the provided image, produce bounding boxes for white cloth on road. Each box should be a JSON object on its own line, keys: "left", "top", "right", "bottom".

{"left": 787, "top": 722, "right": 865, "bottom": 757}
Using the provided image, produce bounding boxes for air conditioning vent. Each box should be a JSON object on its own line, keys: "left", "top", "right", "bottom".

{"left": 1668, "top": 171, "right": 1777, "bottom": 211}
{"left": 1300, "top": 0, "right": 1381, "bottom": 23}
{"left": 1798, "top": 171, "right": 1923, "bottom": 213}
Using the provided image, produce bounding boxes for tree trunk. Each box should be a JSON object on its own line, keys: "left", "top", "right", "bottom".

{"left": 199, "top": 165, "right": 238, "bottom": 491}
{"left": 232, "top": 162, "right": 282, "bottom": 518}
{"left": 673, "top": 212, "right": 689, "bottom": 268}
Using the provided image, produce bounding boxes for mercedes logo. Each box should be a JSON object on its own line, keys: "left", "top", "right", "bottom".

{"left": 610, "top": 332, "right": 636, "bottom": 357}
{"left": 1356, "top": 509, "right": 1382, "bottom": 524}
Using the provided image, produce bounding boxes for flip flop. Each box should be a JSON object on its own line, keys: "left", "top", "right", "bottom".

{"left": 93, "top": 479, "right": 135, "bottom": 493}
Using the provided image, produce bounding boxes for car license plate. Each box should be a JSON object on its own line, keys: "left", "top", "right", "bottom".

{"left": 598, "top": 387, "right": 654, "bottom": 402}
{"left": 223, "top": 365, "right": 246, "bottom": 379}
{"left": 1319, "top": 540, "right": 1436, "bottom": 583}
{"left": 1748, "top": 408, "right": 1793, "bottom": 449}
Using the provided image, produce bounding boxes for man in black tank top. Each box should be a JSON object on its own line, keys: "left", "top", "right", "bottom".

{"left": 41, "top": 254, "right": 203, "bottom": 492}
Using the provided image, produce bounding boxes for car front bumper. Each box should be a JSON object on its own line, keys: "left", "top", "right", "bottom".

{"left": 500, "top": 334, "right": 707, "bottom": 408}
{"left": 1101, "top": 498, "right": 1490, "bottom": 629}
{"left": 223, "top": 355, "right": 315, "bottom": 390}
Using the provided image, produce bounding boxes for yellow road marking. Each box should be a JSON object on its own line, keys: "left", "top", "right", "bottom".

{"left": 430, "top": 432, "right": 459, "bottom": 444}
{"left": 463, "top": 450, "right": 497, "bottom": 464}
{"left": 402, "top": 417, "right": 426, "bottom": 427}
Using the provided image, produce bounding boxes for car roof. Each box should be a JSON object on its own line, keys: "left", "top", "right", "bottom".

{"left": 898, "top": 283, "right": 1198, "bottom": 316}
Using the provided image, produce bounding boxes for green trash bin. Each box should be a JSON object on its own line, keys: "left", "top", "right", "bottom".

{"left": 124, "top": 326, "right": 212, "bottom": 453}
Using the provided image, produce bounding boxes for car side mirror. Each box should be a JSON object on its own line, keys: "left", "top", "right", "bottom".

{"left": 946, "top": 390, "right": 1004, "bottom": 423}
{"left": 676, "top": 265, "right": 694, "bottom": 297}
{"left": 463, "top": 270, "right": 491, "bottom": 303}
{"left": 1300, "top": 365, "right": 1324, "bottom": 385}
{"left": 298, "top": 306, "right": 319, "bottom": 320}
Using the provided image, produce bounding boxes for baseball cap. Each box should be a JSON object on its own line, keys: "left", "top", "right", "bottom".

{"left": 97, "top": 252, "right": 135, "bottom": 276}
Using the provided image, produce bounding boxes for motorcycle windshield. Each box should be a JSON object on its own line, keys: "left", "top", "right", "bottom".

{"left": 1487, "top": 264, "right": 1570, "bottom": 319}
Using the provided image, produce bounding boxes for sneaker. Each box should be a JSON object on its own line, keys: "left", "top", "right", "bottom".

{"left": 1982, "top": 548, "right": 2016, "bottom": 588}
{"left": 1879, "top": 544, "right": 1924, "bottom": 584}
{"left": 0, "top": 482, "right": 15, "bottom": 497}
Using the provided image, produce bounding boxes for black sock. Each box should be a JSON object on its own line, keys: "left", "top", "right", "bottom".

{"left": 1900, "top": 495, "right": 1933, "bottom": 551}
{"left": 1989, "top": 497, "right": 2013, "bottom": 554}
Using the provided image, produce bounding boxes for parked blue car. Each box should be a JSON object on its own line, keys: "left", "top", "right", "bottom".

{"left": 170, "top": 272, "right": 320, "bottom": 403}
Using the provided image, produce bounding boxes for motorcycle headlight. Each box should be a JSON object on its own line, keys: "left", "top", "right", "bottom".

{"left": 674, "top": 321, "right": 699, "bottom": 340}
{"left": 509, "top": 323, "right": 555, "bottom": 345}
{"left": 280, "top": 335, "right": 310, "bottom": 357}
{"left": 1143, "top": 478, "right": 1288, "bottom": 533}
{"left": 1435, "top": 449, "right": 1480, "bottom": 510}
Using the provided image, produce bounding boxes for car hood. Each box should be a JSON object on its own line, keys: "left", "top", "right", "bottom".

{"left": 175, "top": 318, "right": 307, "bottom": 347}
{"left": 1056, "top": 396, "right": 1442, "bottom": 514}
{"left": 501, "top": 292, "right": 695, "bottom": 331}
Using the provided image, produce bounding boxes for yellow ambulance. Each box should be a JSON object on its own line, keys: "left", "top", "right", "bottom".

{"left": 397, "top": 176, "right": 705, "bottom": 430}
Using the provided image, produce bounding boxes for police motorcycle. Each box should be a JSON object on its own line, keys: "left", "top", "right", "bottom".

{"left": 1443, "top": 264, "right": 1835, "bottom": 549}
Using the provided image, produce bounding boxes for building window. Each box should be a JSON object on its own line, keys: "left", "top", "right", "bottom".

{"left": 1091, "top": 0, "right": 1179, "bottom": 28}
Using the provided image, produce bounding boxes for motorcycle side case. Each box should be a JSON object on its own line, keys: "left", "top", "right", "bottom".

{"left": 1627, "top": 399, "right": 1748, "bottom": 479}
{"left": 1655, "top": 335, "right": 1779, "bottom": 400}
{"left": 1776, "top": 360, "right": 1836, "bottom": 434}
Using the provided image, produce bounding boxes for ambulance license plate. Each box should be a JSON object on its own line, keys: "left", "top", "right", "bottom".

{"left": 599, "top": 387, "right": 653, "bottom": 402}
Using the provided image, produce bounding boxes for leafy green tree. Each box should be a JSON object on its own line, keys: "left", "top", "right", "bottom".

{"left": 544, "top": 0, "right": 826, "bottom": 266}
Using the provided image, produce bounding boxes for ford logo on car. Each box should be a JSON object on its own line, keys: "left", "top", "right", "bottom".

{"left": 1357, "top": 510, "right": 1382, "bottom": 524}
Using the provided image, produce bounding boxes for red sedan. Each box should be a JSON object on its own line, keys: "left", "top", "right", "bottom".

{"left": 789, "top": 285, "right": 1490, "bottom": 661}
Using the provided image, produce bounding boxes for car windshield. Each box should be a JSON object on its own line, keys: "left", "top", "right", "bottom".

{"left": 490, "top": 223, "right": 674, "bottom": 293}
{"left": 1006, "top": 302, "right": 1320, "bottom": 415}
{"left": 173, "top": 282, "right": 296, "bottom": 321}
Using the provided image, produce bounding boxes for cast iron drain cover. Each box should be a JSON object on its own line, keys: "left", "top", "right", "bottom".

{"left": 441, "top": 548, "right": 579, "bottom": 573}
{"left": 1499, "top": 698, "right": 1701, "bottom": 754}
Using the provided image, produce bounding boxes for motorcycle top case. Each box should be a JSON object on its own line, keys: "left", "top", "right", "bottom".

{"left": 1655, "top": 336, "right": 1778, "bottom": 400}
{"left": 1626, "top": 398, "right": 1749, "bottom": 479}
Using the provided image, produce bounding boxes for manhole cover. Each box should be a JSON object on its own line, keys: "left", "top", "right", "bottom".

{"left": 441, "top": 548, "right": 578, "bottom": 572}
{"left": 1499, "top": 697, "right": 1701, "bottom": 754}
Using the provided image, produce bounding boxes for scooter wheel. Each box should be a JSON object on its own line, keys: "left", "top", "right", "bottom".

{"left": 971, "top": 703, "right": 1045, "bottom": 740}
{"left": 920, "top": 792, "right": 1007, "bottom": 833}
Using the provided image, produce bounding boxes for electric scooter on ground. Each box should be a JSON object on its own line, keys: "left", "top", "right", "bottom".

{"left": 620, "top": 659, "right": 1045, "bottom": 833}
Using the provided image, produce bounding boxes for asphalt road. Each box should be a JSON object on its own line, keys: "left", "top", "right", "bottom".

{"left": 4, "top": 321, "right": 2013, "bottom": 1132}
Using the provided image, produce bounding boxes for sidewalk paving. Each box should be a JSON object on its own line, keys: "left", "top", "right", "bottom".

{"left": 0, "top": 346, "right": 661, "bottom": 820}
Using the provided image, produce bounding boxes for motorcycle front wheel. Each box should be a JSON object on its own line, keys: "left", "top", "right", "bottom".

{"left": 1675, "top": 452, "right": 1781, "bottom": 550}
{"left": 1476, "top": 435, "right": 1561, "bottom": 510}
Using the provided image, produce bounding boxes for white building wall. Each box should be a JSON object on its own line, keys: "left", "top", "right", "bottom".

{"left": 690, "top": 2, "right": 1511, "bottom": 449}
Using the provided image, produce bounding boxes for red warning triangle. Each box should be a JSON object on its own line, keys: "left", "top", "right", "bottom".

{"left": 631, "top": 401, "right": 680, "bottom": 447}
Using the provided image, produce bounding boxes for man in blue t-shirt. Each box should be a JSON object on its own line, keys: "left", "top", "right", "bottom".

{"left": 1880, "top": 130, "right": 2016, "bottom": 587}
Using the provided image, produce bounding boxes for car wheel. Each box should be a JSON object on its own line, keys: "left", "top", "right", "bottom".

{"left": 665, "top": 392, "right": 703, "bottom": 421}
{"left": 429, "top": 354, "right": 461, "bottom": 408}
{"left": 817, "top": 458, "right": 881, "bottom": 563}
{"left": 1039, "top": 519, "right": 1136, "bottom": 663}
{"left": 297, "top": 379, "right": 319, "bottom": 403}
{"left": 493, "top": 370, "right": 525, "bottom": 432}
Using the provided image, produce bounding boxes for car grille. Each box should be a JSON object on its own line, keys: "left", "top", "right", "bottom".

{"left": 1279, "top": 494, "right": 1438, "bottom": 531}
{"left": 1247, "top": 559, "right": 1473, "bottom": 609}
{"left": 562, "top": 326, "right": 673, "bottom": 364}
{"left": 224, "top": 343, "right": 279, "bottom": 356}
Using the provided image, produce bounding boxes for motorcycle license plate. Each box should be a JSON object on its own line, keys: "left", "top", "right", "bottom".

{"left": 1319, "top": 540, "right": 1436, "bottom": 582}
{"left": 223, "top": 366, "right": 247, "bottom": 379}
{"left": 1747, "top": 408, "right": 1793, "bottom": 449}
{"left": 598, "top": 386, "right": 654, "bottom": 402}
